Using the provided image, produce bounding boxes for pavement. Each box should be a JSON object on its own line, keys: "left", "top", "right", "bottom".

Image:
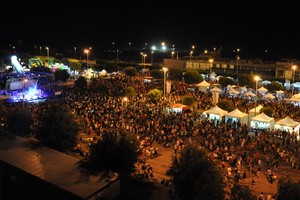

{"left": 143, "top": 141, "right": 300, "bottom": 200}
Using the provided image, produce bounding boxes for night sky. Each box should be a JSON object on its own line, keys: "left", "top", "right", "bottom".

{"left": 1, "top": 1, "right": 299, "bottom": 60}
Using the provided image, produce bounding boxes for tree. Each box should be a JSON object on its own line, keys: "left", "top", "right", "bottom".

{"left": 54, "top": 69, "right": 70, "bottom": 82}
{"left": 182, "top": 95, "right": 195, "bottom": 107}
{"left": 266, "top": 81, "right": 284, "bottom": 93}
{"left": 168, "top": 145, "right": 225, "bottom": 200}
{"left": 238, "top": 74, "right": 252, "bottom": 87}
{"left": 169, "top": 67, "right": 183, "bottom": 81}
{"left": 219, "top": 76, "right": 235, "bottom": 88}
{"left": 124, "top": 66, "right": 137, "bottom": 76}
{"left": 124, "top": 86, "right": 136, "bottom": 98}
{"left": 147, "top": 89, "right": 163, "bottom": 104}
{"left": 184, "top": 70, "right": 202, "bottom": 84}
{"left": 230, "top": 184, "right": 257, "bottom": 200}
{"left": 217, "top": 99, "right": 235, "bottom": 112}
{"left": 277, "top": 176, "right": 300, "bottom": 200}
{"left": 6, "top": 108, "right": 33, "bottom": 137}
{"left": 86, "top": 129, "right": 140, "bottom": 176}
{"left": 74, "top": 76, "right": 87, "bottom": 90}
{"left": 260, "top": 106, "right": 273, "bottom": 117}
{"left": 36, "top": 104, "right": 80, "bottom": 152}
{"left": 149, "top": 69, "right": 163, "bottom": 79}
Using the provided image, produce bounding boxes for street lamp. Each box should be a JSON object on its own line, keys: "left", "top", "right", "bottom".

{"left": 143, "top": 54, "right": 147, "bottom": 68}
{"left": 84, "top": 49, "right": 89, "bottom": 67}
{"left": 117, "top": 49, "right": 119, "bottom": 62}
{"left": 39, "top": 46, "right": 42, "bottom": 55}
{"left": 121, "top": 97, "right": 128, "bottom": 129}
{"left": 209, "top": 59, "right": 214, "bottom": 74}
{"left": 163, "top": 67, "right": 168, "bottom": 100}
{"left": 22, "top": 78, "right": 28, "bottom": 108}
{"left": 236, "top": 56, "right": 240, "bottom": 76}
{"left": 172, "top": 51, "right": 175, "bottom": 59}
{"left": 292, "top": 65, "right": 297, "bottom": 96}
{"left": 151, "top": 51, "right": 154, "bottom": 64}
{"left": 46, "top": 47, "right": 49, "bottom": 62}
{"left": 254, "top": 76, "right": 260, "bottom": 116}
{"left": 189, "top": 51, "right": 193, "bottom": 61}
{"left": 74, "top": 47, "right": 77, "bottom": 59}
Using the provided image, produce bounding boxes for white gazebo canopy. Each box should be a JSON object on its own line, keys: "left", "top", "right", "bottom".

{"left": 210, "top": 87, "right": 222, "bottom": 93}
{"left": 250, "top": 112, "right": 275, "bottom": 131}
{"left": 228, "top": 88, "right": 239, "bottom": 95}
{"left": 225, "top": 108, "right": 249, "bottom": 125}
{"left": 274, "top": 116, "right": 300, "bottom": 136}
{"left": 202, "top": 105, "right": 228, "bottom": 121}
{"left": 197, "top": 80, "right": 210, "bottom": 87}
{"left": 244, "top": 91, "right": 256, "bottom": 97}
{"left": 276, "top": 90, "right": 284, "bottom": 95}
{"left": 257, "top": 86, "right": 268, "bottom": 93}
{"left": 265, "top": 93, "right": 275, "bottom": 100}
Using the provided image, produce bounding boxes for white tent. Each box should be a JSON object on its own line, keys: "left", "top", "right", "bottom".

{"left": 202, "top": 105, "right": 228, "bottom": 121}
{"left": 257, "top": 86, "right": 268, "bottom": 93}
{"left": 228, "top": 88, "right": 239, "bottom": 95}
{"left": 250, "top": 112, "right": 275, "bottom": 131}
{"left": 210, "top": 87, "right": 222, "bottom": 92}
{"left": 197, "top": 80, "right": 210, "bottom": 92}
{"left": 248, "top": 105, "right": 263, "bottom": 121}
{"left": 276, "top": 90, "right": 284, "bottom": 95}
{"left": 244, "top": 91, "right": 256, "bottom": 97}
{"left": 265, "top": 93, "right": 275, "bottom": 100}
{"left": 274, "top": 116, "right": 300, "bottom": 135}
{"left": 225, "top": 108, "right": 249, "bottom": 125}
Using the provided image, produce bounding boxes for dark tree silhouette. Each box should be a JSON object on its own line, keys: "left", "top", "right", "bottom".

{"left": 36, "top": 103, "right": 80, "bottom": 152}
{"left": 168, "top": 145, "right": 225, "bottom": 200}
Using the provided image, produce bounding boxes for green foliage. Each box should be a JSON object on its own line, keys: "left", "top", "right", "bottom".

{"left": 149, "top": 69, "right": 164, "bottom": 79}
{"left": 87, "top": 129, "right": 140, "bottom": 176}
{"left": 124, "top": 66, "right": 137, "bottom": 76}
{"left": 277, "top": 176, "right": 300, "bottom": 200}
{"left": 168, "top": 145, "right": 225, "bottom": 200}
{"left": 217, "top": 99, "right": 235, "bottom": 112}
{"left": 219, "top": 76, "right": 235, "bottom": 88}
{"left": 36, "top": 104, "right": 80, "bottom": 152}
{"left": 182, "top": 95, "right": 195, "bottom": 106}
{"left": 265, "top": 81, "right": 284, "bottom": 93}
{"left": 103, "top": 63, "right": 121, "bottom": 73}
{"left": 67, "top": 59, "right": 82, "bottom": 71}
{"left": 147, "top": 89, "right": 163, "bottom": 103}
{"left": 168, "top": 67, "right": 183, "bottom": 81}
{"left": 124, "top": 86, "right": 136, "bottom": 98}
{"left": 238, "top": 74, "right": 252, "bottom": 87}
{"left": 260, "top": 106, "right": 273, "bottom": 117}
{"left": 184, "top": 70, "right": 202, "bottom": 84}
{"left": 230, "top": 184, "right": 257, "bottom": 200}
{"left": 7, "top": 108, "right": 33, "bottom": 137}
{"left": 54, "top": 69, "right": 70, "bottom": 82}
{"left": 74, "top": 76, "right": 87, "bottom": 90}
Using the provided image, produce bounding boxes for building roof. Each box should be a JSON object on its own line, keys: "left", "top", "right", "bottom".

{"left": 0, "top": 137, "right": 119, "bottom": 199}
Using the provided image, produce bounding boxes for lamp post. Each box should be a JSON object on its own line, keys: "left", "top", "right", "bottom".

{"left": 46, "top": 47, "right": 49, "bottom": 62}
{"left": 22, "top": 78, "right": 28, "bottom": 108}
{"left": 39, "top": 46, "right": 42, "bottom": 55}
{"left": 236, "top": 56, "right": 240, "bottom": 76}
{"left": 189, "top": 51, "right": 193, "bottom": 62}
{"left": 143, "top": 54, "right": 147, "bottom": 68}
{"left": 121, "top": 97, "right": 128, "bottom": 129}
{"left": 209, "top": 59, "right": 214, "bottom": 74}
{"left": 84, "top": 49, "right": 89, "bottom": 67}
{"left": 254, "top": 76, "right": 260, "bottom": 116}
{"left": 151, "top": 51, "right": 154, "bottom": 64}
{"left": 163, "top": 67, "right": 168, "bottom": 100}
{"left": 292, "top": 65, "right": 297, "bottom": 96}
{"left": 116, "top": 49, "right": 119, "bottom": 62}
{"left": 74, "top": 47, "right": 77, "bottom": 59}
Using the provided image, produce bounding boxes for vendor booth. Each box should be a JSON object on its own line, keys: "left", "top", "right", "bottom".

{"left": 165, "top": 103, "right": 190, "bottom": 114}
{"left": 202, "top": 105, "right": 228, "bottom": 121}
{"left": 224, "top": 108, "right": 248, "bottom": 125}
{"left": 250, "top": 112, "right": 275, "bottom": 131}
{"left": 197, "top": 80, "right": 210, "bottom": 93}
{"left": 274, "top": 116, "right": 300, "bottom": 135}
{"left": 248, "top": 105, "right": 263, "bottom": 121}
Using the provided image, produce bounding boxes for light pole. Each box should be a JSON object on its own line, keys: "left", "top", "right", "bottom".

{"left": 163, "top": 67, "right": 168, "bottom": 100}
{"left": 236, "top": 56, "right": 240, "bottom": 76}
{"left": 84, "top": 49, "right": 89, "bottom": 67}
{"left": 189, "top": 51, "right": 193, "bottom": 62}
{"left": 292, "top": 65, "right": 297, "bottom": 96}
{"left": 254, "top": 76, "right": 260, "bottom": 116}
{"left": 117, "top": 49, "right": 119, "bottom": 62}
{"left": 74, "top": 47, "right": 77, "bottom": 59}
{"left": 22, "top": 78, "right": 28, "bottom": 108}
{"left": 46, "top": 47, "right": 49, "bottom": 62}
{"left": 121, "top": 97, "right": 128, "bottom": 129}
{"left": 209, "top": 59, "right": 214, "bottom": 74}
{"left": 34, "top": 46, "right": 37, "bottom": 55}
{"left": 176, "top": 51, "right": 179, "bottom": 60}
{"left": 151, "top": 51, "right": 154, "bottom": 64}
{"left": 39, "top": 46, "right": 42, "bottom": 55}
{"left": 143, "top": 54, "right": 147, "bottom": 68}
{"left": 13, "top": 46, "right": 16, "bottom": 54}
{"left": 172, "top": 51, "right": 175, "bottom": 59}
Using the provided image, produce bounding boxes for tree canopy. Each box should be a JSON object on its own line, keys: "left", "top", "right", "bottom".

{"left": 124, "top": 66, "right": 137, "bottom": 76}
{"left": 168, "top": 145, "right": 225, "bottom": 200}
{"left": 217, "top": 99, "right": 235, "bottom": 112}
{"left": 86, "top": 129, "right": 140, "bottom": 176}
{"left": 147, "top": 89, "right": 163, "bottom": 104}
{"left": 184, "top": 70, "right": 202, "bottom": 84}
{"left": 36, "top": 103, "right": 80, "bottom": 152}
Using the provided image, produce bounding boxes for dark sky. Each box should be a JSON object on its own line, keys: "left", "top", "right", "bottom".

{"left": 1, "top": 1, "right": 299, "bottom": 59}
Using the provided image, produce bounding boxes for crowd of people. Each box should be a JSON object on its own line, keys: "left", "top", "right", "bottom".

{"left": 1, "top": 72, "right": 300, "bottom": 199}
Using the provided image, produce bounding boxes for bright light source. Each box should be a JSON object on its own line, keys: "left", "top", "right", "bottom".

{"left": 151, "top": 46, "right": 157, "bottom": 51}
{"left": 161, "top": 46, "right": 167, "bottom": 51}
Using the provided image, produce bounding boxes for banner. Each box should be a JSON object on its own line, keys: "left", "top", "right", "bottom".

{"left": 166, "top": 81, "right": 172, "bottom": 94}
